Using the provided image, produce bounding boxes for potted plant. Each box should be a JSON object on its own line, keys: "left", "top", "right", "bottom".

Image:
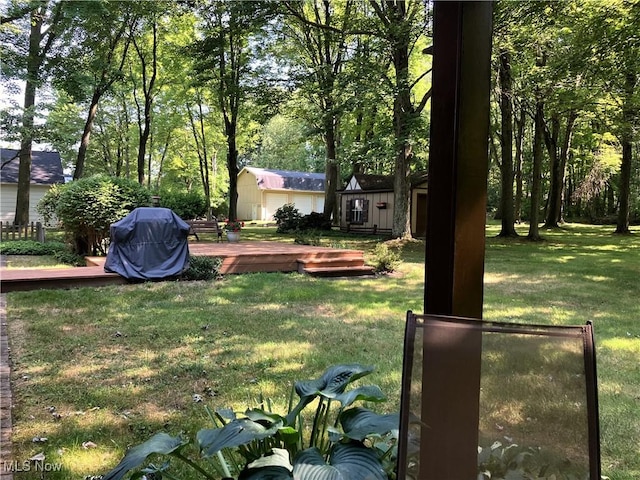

{"left": 101, "top": 364, "right": 400, "bottom": 480}
{"left": 224, "top": 219, "right": 244, "bottom": 242}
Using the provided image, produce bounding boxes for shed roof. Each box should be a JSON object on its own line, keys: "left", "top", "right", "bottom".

{"left": 0, "top": 149, "right": 65, "bottom": 185}
{"left": 342, "top": 171, "right": 428, "bottom": 192}
{"left": 242, "top": 166, "right": 325, "bottom": 192}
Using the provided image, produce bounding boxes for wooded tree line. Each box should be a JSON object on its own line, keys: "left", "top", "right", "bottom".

{"left": 1, "top": 0, "right": 638, "bottom": 237}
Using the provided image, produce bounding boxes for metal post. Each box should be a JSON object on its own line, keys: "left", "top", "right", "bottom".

{"left": 421, "top": 2, "right": 493, "bottom": 478}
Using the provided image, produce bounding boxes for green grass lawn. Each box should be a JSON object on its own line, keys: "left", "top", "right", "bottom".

{"left": 3, "top": 223, "right": 639, "bottom": 479}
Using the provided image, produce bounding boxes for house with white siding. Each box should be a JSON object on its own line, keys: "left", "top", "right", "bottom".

{"left": 236, "top": 167, "right": 325, "bottom": 221}
{"left": 0, "top": 149, "right": 65, "bottom": 223}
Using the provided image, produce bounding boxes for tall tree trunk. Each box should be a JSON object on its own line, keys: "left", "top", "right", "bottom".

{"left": 497, "top": 49, "right": 517, "bottom": 237}
{"left": 544, "top": 111, "right": 576, "bottom": 228}
{"left": 322, "top": 115, "right": 339, "bottom": 222}
{"left": 514, "top": 106, "right": 525, "bottom": 223}
{"left": 528, "top": 49, "right": 546, "bottom": 241}
{"left": 391, "top": 11, "right": 413, "bottom": 239}
{"left": 14, "top": 8, "right": 44, "bottom": 225}
{"left": 189, "top": 98, "right": 212, "bottom": 219}
{"left": 616, "top": 71, "right": 635, "bottom": 234}
{"left": 369, "top": 0, "right": 431, "bottom": 238}
{"left": 528, "top": 100, "right": 544, "bottom": 241}
{"left": 74, "top": 90, "right": 101, "bottom": 180}
{"left": 557, "top": 111, "right": 577, "bottom": 222}
{"left": 227, "top": 130, "right": 239, "bottom": 221}
{"left": 134, "top": 20, "right": 157, "bottom": 185}
{"left": 73, "top": 20, "right": 131, "bottom": 180}
{"left": 543, "top": 115, "right": 560, "bottom": 228}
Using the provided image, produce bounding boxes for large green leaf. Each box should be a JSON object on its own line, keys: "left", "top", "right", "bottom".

{"left": 245, "top": 408, "right": 286, "bottom": 425}
{"left": 197, "top": 418, "right": 281, "bottom": 457}
{"left": 295, "top": 364, "right": 375, "bottom": 399}
{"left": 293, "top": 444, "right": 387, "bottom": 480}
{"left": 286, "top": 364, "right": 374, "bottom": 424}
{"left": 339, "top": 408, "right": 399, "bottom": 441}
{"left": 102, "top": 433, "right": 186, "bottom": 480}
{"left": 334, "top": 386, "right": 386, "bottom": 409}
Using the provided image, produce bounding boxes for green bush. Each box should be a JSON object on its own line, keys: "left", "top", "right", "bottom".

{"left": 159, "top": 190, "right": 207, "bottom": 220}
{"left": 40, "top": 175, "right": 151, "bottom": 255}
{"left": 52, "top": 250, "right": 86, "bottom": 267}
{"left": 36, "top": 183, "right": 64, "bottom": 227}
{"left": 371, "top": 242, "right": 401, "bottom": 273}
{"left": 300, "top": 211, "right": 332, "bottom": 231}
{"left": 0, "top": 240, "right": 85, "bottom": 266}
{"left": 182, "top": 256, "right": 222, "bottom": 281}
{"left": 273, "top": 203, "right": 302, "bottom": 233}
{"left": 0, "top": 240, "right": 67, "bottom": 256}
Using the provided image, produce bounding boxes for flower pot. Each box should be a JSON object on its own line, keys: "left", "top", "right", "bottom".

{"left": 226, "top": 231, "right": 241, "bottom": 243}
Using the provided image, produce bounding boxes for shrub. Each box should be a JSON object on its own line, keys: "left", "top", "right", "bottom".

{"left": 0, "top": 240, "right": 85, "bottom": 266}
{"left": 182, "top": 256, "right": 222, "bottom": 281}
{"left": 300, "top": 211, "right": 332, "bottom": 231}
{"left": 371, "top": 242, "right": 401, "bottom": 273}
{"left": 52, "top": 175, "right": 151, "bottom": 255}
{"left": 0, "top": 240, "right": 67, "bottom": 256}
{"left": 159, "top": 190, "right": 207, "bottom": 220}
{"left": 273, "top": 203, "right": 302, "bottom": 233}
{"left": 36, "top": 183, "right": 64, "bottom": 227}
{"left": 52, "top": 250, "right": 86, "bottom": 267}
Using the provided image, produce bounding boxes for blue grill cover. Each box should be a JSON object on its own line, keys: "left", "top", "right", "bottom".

{"left": 105, "top": 207, "right": 190, "bottom": 280}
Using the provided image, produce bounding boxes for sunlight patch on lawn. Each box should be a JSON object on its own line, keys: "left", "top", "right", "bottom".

{"left": 59, "top": 363, "right": 104, "bottom": 380}
{"left": 600, "top": 337, "right": 640, "bottom": 354}
{"left": 484, "top": 304, "right": 578, "bottom": 325}
{"left": 583, "top": 275, "right": 612, "bottom": 282}
{"left": 484, "top": 272, "right": 559, "bottom": 285}
{"left": 59, "top": 447, "right": 121, "bottom": 478}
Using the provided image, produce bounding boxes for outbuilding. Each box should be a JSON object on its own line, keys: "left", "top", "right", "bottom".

{"left": 0, "top": 149, "right": 65, "bottom": 223}
{"left": 339, "top": 172, "right": 428, "bottom": 236}
{"left": 236, "top": 166, "right": 325, "bottom": 221}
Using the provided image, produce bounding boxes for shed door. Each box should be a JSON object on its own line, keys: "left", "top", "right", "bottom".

{"left": 265, "top": 193, "right": 289, "bottom": 220}
{"left": 293, "top": 194, "right": 313, "bottom": 215}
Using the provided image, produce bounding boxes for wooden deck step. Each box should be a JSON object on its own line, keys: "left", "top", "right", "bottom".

{"left": 298, "top": 254, "right": 375, "bottom": 277}
{"left": 301, "top": 265, "right": 376, "bottom": 277}
{"left": 0, "top": 266, "right": 126, "bottom": 293}
{"left": 296, "top": 256, "right": 366, "bottom": 273}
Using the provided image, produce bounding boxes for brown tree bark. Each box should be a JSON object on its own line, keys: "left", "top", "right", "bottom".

{"left": 514, "top": 106, "right": 525, "bottom": 223}
{"left": 14, "top": 7, "right": 44, "bottom": 225}
{"left": 527, "top": 48, "right": 546, "bottom": 241}
{"left": 543, "top": 111, "right": 577, "bottom": 228}
{"left": 497, "top": 49, "right": 518, "bottom": 237}
{"left": 133, "top": 20, "right": 157, "bottom": 185}
{"left": 616, "top": 71, "right": 635, "bottom": 234}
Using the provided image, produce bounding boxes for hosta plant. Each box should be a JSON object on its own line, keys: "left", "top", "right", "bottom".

{"left": 102, "top": 364, "right": 400, "bottom": 480}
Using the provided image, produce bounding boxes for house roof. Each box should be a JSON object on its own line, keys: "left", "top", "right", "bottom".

{"left": 242, "top": 166, "right": 325, "bottom": 192}
{"left": 342, "top": 171, "right": 428, "bottom": 192}
{"left": 0, "top": 149, "right": 65, "bottom": 185}
{"left": 350, "top": 174, "right": 395, "bottom": 191}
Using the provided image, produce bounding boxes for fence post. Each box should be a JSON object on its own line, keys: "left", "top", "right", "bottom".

{"left": 36, "top": 222, "right": 45, "bottom": 242}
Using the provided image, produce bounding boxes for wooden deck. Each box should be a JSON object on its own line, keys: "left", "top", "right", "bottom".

{"left": 0, "top": 241, "right": 373, "bottom": 293}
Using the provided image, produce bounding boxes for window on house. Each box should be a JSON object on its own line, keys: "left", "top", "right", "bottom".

{"left": 347, "top": 198, "right": 369, "bottom": 224}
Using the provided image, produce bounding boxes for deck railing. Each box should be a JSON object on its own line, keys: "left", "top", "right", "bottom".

{"left": 0, "top": 222, "right": 45, "bottom": 242}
